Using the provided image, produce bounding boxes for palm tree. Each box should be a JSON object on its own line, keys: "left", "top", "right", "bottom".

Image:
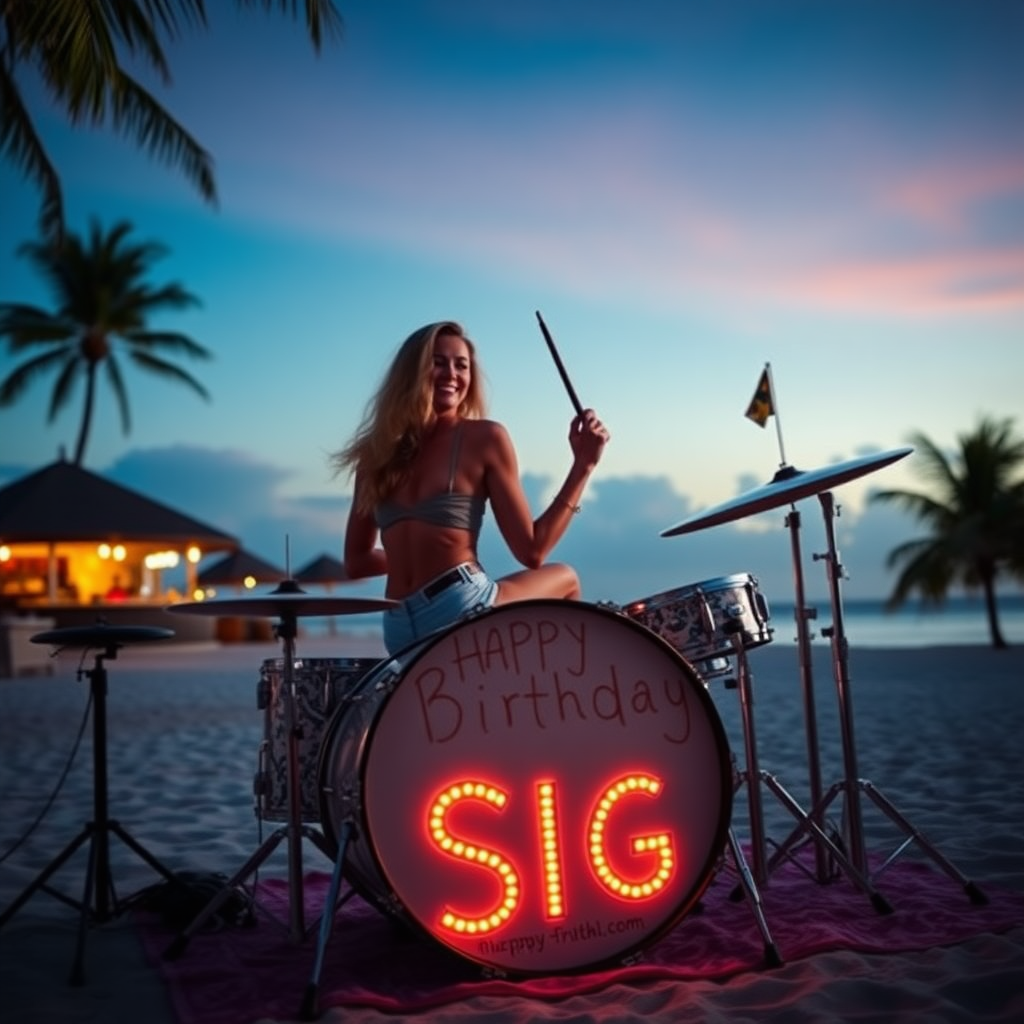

{"left": 0, "top": 218, "right": 211, "bottom": 465}
{"left": 1, "top": 1, "right": 342, "bottom": 241}
{"left": 869, "top": 416, "right": 1024, "bottom": 649}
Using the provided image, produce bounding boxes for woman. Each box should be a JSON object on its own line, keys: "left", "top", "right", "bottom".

{"left": 333, "top": 320, "right": 610, "bottom": 655}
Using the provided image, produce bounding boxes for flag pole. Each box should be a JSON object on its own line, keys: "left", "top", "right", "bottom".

{"left": 764, "top": 362, "right": 788, "bottom": 468}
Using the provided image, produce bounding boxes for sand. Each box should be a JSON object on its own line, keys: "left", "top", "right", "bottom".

{"left": 1, "top": 626, "right": 1022, "bottom": 1023}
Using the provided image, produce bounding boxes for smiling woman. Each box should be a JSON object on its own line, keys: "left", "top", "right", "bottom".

{"left": 330, "top": 320, "right": 611, "bottom": 655}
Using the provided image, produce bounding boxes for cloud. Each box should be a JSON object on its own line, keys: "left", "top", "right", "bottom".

{"left": 881, "top": 159, "right": 1024, "bottom": 232}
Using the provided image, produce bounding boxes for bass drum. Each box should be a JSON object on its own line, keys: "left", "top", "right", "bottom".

{"left": 317, "top": 599, "right": 733, "bottom": 975}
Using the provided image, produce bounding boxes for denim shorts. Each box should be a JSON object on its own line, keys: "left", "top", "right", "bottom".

{"left": 382, "top": 562, "right": 499, "bottom": 656}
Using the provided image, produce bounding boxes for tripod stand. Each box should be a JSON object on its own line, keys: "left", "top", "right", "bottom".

{"left": 164, "top": 610, "right": 331, "bottom": 954}
{"left": 162, "top": 582, "right": 396, "bottom": 958}
{"left": 722, "top": 631, "right": 892, "bottom": 913}
{"left": 0, "top": 626, "right": 179, "bottom": 984}
{"left": 767, "top": 491, "right": 987, "bottom": 905}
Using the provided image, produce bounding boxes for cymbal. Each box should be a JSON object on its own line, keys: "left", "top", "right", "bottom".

{"left": 662, "top": 446, "right": 913, "bottom": 537}
{"left": 32, "top": 624, "right": 175, "bottom": 648}
{"left": 167, "top": 587, "right": 397, "bottom": 619}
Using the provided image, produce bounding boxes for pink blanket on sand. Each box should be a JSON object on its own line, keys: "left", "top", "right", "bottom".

{"left": 140, "top": 850, "right": 1024, "bottom": 1024}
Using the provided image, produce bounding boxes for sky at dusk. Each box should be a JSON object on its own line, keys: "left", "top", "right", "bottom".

{"left": 2, "top": 0, "right": 1022, "bottom": 620}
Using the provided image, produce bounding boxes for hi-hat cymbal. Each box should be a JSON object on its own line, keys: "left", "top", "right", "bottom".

{"left": 168, "top": 582, "right": 396, "bottom": 619}
{"left": 662, "top": 446, "right": 913, "bottom": 537}
{"left": 32, "top": 623, "right": 175, "bottom": 648}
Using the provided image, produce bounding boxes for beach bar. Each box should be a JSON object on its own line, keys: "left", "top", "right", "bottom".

{"left": 0, "top": 459, "right": 240, "bottom": 664}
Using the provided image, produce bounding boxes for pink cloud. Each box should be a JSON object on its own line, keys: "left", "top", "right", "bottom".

{"left": 770, "top": 247, "right": 1024, "bottom": 315}
{"left": 880, "top": 159, "right": 1024, "bottom": 231}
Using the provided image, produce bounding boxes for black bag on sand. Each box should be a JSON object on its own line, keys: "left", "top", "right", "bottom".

{"left": 131, "top": 870, "right": 250, "bottom": 931}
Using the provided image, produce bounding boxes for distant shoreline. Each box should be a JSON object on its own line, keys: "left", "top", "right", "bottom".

{"left": 15, "top": 630, "right": 1020, "bottom": 681}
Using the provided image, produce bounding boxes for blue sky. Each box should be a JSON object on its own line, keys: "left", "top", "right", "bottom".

{"left": 2, "top": 0, "right": 1022, "bottom": 613}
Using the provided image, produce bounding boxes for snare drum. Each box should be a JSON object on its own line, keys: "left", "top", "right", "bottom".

{"left": 623, "top": 572, "right": 772, "bottom": 663}
{"left": 317, "top": 599, "right": 733, "bottom": 975}
{"left": 254, "top": 656, "right": 379, "bottom": 821}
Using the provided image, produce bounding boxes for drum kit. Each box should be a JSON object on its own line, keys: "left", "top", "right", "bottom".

{"left": 2, "top": 446, "right": 987, "bottom": 1008}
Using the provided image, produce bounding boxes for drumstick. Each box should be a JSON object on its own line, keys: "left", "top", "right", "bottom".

{"left": 535, "top": 310, "right": 585, "bottom": 418}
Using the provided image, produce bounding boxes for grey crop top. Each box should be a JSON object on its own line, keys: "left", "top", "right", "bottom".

{"left": 375, "top": 425, "right": 487, "bottom": 535}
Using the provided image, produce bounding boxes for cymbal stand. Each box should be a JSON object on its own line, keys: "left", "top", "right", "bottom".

{"left": 771, "top": 490, "right": 986, "bottom": 905}
{"left": 782, "top": 505, "right": 830, "bottom": 882}
{"left": 727, "top": 634, "right": 893, "bottom": 913}
{"left": 726, "top": 634, "right": 769, "bottom": 884}
{"left": 0, "top": 643, "right": 179, "bottom": 984}
{"left": 164, "top": 610, "right": 334, "bottom": 960}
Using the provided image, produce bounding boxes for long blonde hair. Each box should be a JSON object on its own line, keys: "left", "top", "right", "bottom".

{"left": 332, "top": 321, "right": 487, "bottom": 512}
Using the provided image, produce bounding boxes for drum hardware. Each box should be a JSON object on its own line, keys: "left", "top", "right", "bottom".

{"left": 663, "top": 448, "right": 985, "bottom": 905}
{"left": 0, "top": 623, "right": 178, "bottom": 984}
{"left": 711, "top": 626, "right": 890, "bottom": 910}
{"left": 161, "top": 583, "right": 397, "bottom": 958}
{"left": 724, "top": 828, "right": 781, "bottom": 968}
{"left": 766, "top": 492, "right": 987, "bottom": 905}
{"left": 783, "top": 505, "right": 829, "bottom": 882}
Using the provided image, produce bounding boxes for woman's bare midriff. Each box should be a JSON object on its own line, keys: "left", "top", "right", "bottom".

{"left": 381, "top": 520, "right": 480, "bottom": 599}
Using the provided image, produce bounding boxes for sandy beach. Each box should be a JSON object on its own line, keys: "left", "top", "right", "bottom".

{"left": 1, "top": 620, "right": 1022, "bottom": 1023}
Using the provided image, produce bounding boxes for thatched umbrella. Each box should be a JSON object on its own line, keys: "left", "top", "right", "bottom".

{"left": 196, "top": 549, "right": 287, "bottom": 643}
{"left": 198, "top": 549, "right": 286, "bottom": 590}
{"left": 294, "top": 553, "right": 348, "bottom": 586}
{"left": 294, "top": 552, "right": 349, "bottom": 634}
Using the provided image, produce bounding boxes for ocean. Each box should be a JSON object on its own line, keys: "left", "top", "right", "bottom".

{"left": 766, "top": 593, "right": 1024, "bottom": 649}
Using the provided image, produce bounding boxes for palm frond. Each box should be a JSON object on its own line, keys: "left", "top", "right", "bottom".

{"left": 47, "top": 354, "right": 82, "bottom": 422}
{"left": 0, "top": 62, "right": 65, "bottom": 240}
{"left": 108, "top": 70, "right": 217, "bottom": 203}
{"left": 236, "top": 0, "right": 344, "bottom": 52}
{"left": 0, "top": 305, "right": 78, "bottom": 346}
{"left": 0, "top": 348, "right": 71, "bottom": 405}
{"left": 128, "top": 350, "right": 211, "bottom": 399}
{"left": 104, "top": 355, "right": 132, "bottom": 434}
{"left": 123, "top": 329, "right": 212, "bottom": 358}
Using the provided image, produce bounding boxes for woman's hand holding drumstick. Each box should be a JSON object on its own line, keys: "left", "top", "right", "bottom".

{"left": 534, "top": 310, "right": 610, "bottom": 478}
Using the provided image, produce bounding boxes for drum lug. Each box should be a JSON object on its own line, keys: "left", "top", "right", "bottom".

{"left": 373, "top": 668, "right": 402, "bottom": 696}
{"left": 700, "top": 593, "right": 716, "bottom": 639}
{"left": 256, "top": 674, "right": 271, "bottom": 710}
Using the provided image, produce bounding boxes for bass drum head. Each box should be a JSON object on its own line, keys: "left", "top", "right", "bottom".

{"left": 318, "top": 599, "right": 733, "bottom": 975}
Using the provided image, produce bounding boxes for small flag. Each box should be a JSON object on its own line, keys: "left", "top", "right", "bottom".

{"left": 745, "top": 368, "right": 774, "bottom": 427}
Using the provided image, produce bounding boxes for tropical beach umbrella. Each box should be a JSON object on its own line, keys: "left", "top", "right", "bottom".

{"left": 198, "top": 549, "right": 285, "bottom": 589}
{"left": 294, "top": 553, "right": 348, "bottom": 586}
{"left": 293, "top": 552, "right": 350, "bottom": 635}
